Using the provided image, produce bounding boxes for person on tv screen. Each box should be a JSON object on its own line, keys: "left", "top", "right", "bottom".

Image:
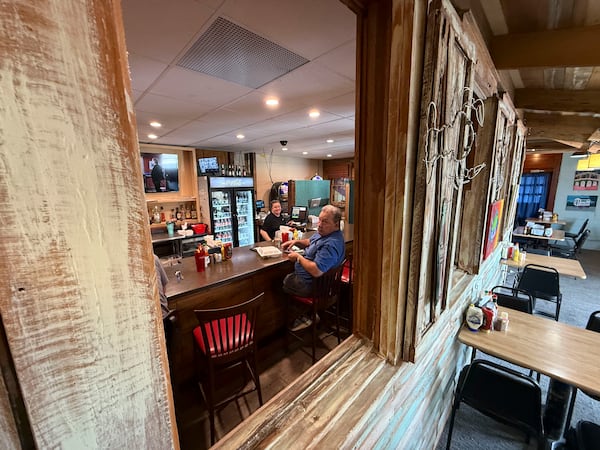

{"left": 151, "top": 157, "right": 166, "bottom": 192}
{"left": 260, "top": 200, "right": 292, "bottom": 241}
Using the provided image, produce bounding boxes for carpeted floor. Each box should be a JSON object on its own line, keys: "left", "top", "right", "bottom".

{"left": 438, "top": 249, "right": 600, "bottom": 450}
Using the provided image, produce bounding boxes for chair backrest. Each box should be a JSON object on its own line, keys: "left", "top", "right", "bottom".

{"left": 517, "top": 264, "right": 560, "bottom": 298}
{"left": 311, "top": 260, "right": 345, "bottom": 306}
{"left": 586, "top": 311, "right": 600, "bottom": 333}
{"left": 491, "top": 285, "right": 534, "bottom": 314}
{"left": 193, "top": 292, "right": 264, "bottom": 364}
{"left": 575, "top": 229, "right": 591, "bottom": 253}
{"left": 575, "top": 219, "right": 590, "bottom": 238}
{"left": 458, "top": 359, "right": 544, "bottom": 439}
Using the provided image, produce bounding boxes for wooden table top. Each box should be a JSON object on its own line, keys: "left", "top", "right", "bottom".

{"left": 500, "top": 253, "right": 587, "bottom": 279}
{"left": 525, "top": 217, "right": 567, "bottom": 225}
{"left": 513, "top": 226, "right": 565, "bottom": 241}
{"left": 458, "top": 307, "right": 600, "bottom": 396}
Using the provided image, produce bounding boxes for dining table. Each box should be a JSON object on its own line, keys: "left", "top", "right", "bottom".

{"left": 512, "top": 226, "right": 565, "bottom": 242}
{"left": 525, "top": 217, "right": 567, "bottom": 225}
{"left": 500, "top": 253, "right": 587, "bottom": 279}
{"left": 458, "top": 307, "right": 600, "bottom": 439}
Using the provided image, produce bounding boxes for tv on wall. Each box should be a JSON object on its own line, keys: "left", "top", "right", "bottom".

{"left": 198, "top": 156, "right": 219, "bottom": 174}
{"left": 140, "top": 152, "right": 179, "bottom": 193}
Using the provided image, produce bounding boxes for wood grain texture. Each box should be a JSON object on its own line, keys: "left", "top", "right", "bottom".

{"left": 459, "top": 307, "right": 600, "bottom": 396}
{"left": 0, "top": 0, "right": 177, "bottom": 447}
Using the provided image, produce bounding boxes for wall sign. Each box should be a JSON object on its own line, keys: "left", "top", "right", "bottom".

{"left": 566, "top": 195, "right": 597, "bottom": 211}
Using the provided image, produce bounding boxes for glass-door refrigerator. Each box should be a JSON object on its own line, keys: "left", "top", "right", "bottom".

{"left": 208, "top": 177, "right": 255, "bottom": 247}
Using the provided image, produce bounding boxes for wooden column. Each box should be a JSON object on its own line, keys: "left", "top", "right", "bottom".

{"left": 0, "top": 1, "right": 177, "bottom": 447}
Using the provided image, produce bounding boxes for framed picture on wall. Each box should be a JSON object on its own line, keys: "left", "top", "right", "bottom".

{"left": 483, "top": 199, "right": 504, "bottom": 260}
{"left": 573, "top": 169, "right": 600, "bottom": 191}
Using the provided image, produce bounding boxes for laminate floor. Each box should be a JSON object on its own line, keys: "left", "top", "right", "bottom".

{"left": 174, "top": 327, "right": 345, "bottom": 450}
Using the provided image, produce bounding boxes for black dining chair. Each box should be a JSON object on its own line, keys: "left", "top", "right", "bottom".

{"left": 446, "top": 359, "right": 545, "bottom": 450}
{"left": 517, "top": 264, "right": 562, "bottom": 321}
{"left": 565, "top": 218, "right": 589, "bottom": 240}
{"left": 550, "top": 229, "right": 590, "bottom": 259}
{"left": 563, "top": 311, "right": 600, "bottom": 435}
{"left": 491, "top": 285, "right": 535, "bottom": 314}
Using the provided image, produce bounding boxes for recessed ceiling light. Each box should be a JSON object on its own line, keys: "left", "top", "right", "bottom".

{"left": 327, "top": 154, "right": 332, "bottom": 158}
{"left": 281, "top": 147, "right": 288, "bottom": 151}
{"left": 326, "top": 139, "right": 334, "bottom": 143}
{"left": 265, "top": 98, "right": 279, "bottom": 107}
{"left": 302, "top": 151, "right": 308, "bottom": 155}
{"left": 308, "top": 109, "right": 320, "bottom": 118}
{"left": 148, "top": 134, "right": 158, "bottom": 139}
{"left": 236, "top": 134, "right": 245, "bottom": 139}
{"left": 149, "top": 121, "right": 162, "bottom": 128}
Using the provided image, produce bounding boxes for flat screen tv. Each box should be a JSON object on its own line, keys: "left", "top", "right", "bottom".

{"left": 140, "top": 152, "right": 179, "bottom": 193}
{"left": 198, "top": 156, "right": 219, "bottom": 174}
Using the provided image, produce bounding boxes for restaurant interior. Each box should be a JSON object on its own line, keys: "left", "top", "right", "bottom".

{"left": 2, "top": 0, "right": 600, "bottom": 449}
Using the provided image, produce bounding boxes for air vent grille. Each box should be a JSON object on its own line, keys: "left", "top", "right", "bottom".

{"left": 178, "top": 17, "right": 309, "bottom": 89}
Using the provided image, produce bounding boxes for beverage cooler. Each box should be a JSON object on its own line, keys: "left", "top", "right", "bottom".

{"left": 205, "top": 177, "right": 255, "bottom": 247}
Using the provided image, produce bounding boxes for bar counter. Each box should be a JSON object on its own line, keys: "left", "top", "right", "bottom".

{"left": 164, "top": 224, "right": 353, "bottom": 385}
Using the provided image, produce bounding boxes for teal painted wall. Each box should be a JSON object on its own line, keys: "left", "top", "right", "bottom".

{"left": 292, "top": 180, "right": 331, "bottom": 216}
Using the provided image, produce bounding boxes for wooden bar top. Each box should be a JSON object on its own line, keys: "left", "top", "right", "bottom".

{"left": 458, "top": 307, "right": 600, "bottom": 396}
{"left": 164, "top": 245, "right": 292, "bottom": 300}
{"left": 500, "top": 253, "right": 587, "bottom": 279}
{"left": 164, "top": 223, "right": 354, "bottom": 300}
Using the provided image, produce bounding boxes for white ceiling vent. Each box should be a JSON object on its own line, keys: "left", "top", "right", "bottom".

{"left": 177, "top": 17, "right": 309, "bottom": 89}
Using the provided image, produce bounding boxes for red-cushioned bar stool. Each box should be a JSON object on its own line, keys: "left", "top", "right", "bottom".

{"left": 192, "top": 292, "right": 264, "bottom": 445}
{"left": 286, "top": 261, "right": 345, "bottom": 364}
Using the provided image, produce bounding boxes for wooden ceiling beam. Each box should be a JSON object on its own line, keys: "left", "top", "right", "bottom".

{"left": 491, "top": 25, "right": 600, "bottom": 69}
{"left": 524, "top": 112, "right": 600, "bottom": 142}
{"left": 525, "top": 140, "right": 579, "bottom": 151}
{"left": 515, "top": 88, "right": 600, "bottom": 114}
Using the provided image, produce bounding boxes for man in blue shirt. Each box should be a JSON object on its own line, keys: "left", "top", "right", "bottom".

{"left": 281, "top": 205, "right": 345, "bottom": 330}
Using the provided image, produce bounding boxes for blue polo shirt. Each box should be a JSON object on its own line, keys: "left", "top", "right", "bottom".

{"left": 296, "top": 230, "right": 345, "bottom": 285}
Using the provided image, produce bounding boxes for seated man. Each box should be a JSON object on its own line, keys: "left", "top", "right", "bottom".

{"left": 281, "top": 205, "right": 345, "bottom": 330}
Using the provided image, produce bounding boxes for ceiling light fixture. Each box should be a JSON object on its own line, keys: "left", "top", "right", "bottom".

{"left": 281, "top": 147, "right": 288, "bottom": 151}
{"left": 148, "top": 134, "right": 158, "bottom": 139}
{"left": 326, "top": 139, "right": 334, "bottom": 143}
{"left": 149, "top": 121, "right": 162, "bottom": 128}
{"left": 265, "top": 98, "right": 279, "bottom": 107}
{"left": 327, "top": 154, "right": 332, "bottom": 158}
{"left": 308, "top": 109, "right": 320, "bottom": 118}
{"left": 302, "top": 151, "right": 308, "bottom": 155}
{"left": 236, "top": 134, "right": 245, "bottom": 139}
{"left": 570, "top": 150, "right": 588, "bottom": 159}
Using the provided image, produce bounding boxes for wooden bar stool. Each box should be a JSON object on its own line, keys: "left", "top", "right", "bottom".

{"left": 192, "top": 292, "right": 264, "bottom": 445}
{"left": 286, "top": 261, "right": 345, "bottom": 364}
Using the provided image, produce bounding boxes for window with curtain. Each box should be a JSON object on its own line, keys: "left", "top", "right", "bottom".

{"left": 515, "top": 172, "right": 550, "bottom": 225}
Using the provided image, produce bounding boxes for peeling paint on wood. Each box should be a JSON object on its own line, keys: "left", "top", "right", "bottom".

{"left": 0, "top": 0, "right": 177, "bottom": 447}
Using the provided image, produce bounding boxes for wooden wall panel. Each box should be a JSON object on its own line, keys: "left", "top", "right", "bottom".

{"left": 0, "top": 1, "right": 176, "bottom": 447}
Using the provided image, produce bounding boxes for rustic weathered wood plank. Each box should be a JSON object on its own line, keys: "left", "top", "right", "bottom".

{"left": 0, "top": 0, "right": 177, "bottom": 447}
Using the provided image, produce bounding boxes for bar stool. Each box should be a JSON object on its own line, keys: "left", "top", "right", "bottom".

{"left": 286, "top": 261, "right": 345, "bottom": 364}
{"left": 192, "top": 292, "right": 264, "bottom": 445}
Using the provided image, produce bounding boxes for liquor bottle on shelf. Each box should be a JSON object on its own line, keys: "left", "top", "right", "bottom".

{"left": 191, "top": 203, "right": 197, "bottom": 219}
{"left": 185, "top": 204, "right": 191, "bottom": 219}
{"left": 220, "top": 164, "right": 226, "bottom": 176}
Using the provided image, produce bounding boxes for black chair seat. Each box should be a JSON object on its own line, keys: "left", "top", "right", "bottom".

{"left": 516, "top": 264, "right": 562, "bottom": 321}
{"left": 446, "top": 360, "right": 545, "bottom": 450}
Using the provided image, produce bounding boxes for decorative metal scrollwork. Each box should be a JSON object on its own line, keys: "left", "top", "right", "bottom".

{"left": 423, "top": 87, "right": 486, "bottom": 189}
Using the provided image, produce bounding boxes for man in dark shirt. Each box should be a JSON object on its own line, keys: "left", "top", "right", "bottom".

{"left": 151, "top": 157, "right": 165, "bottom": 192}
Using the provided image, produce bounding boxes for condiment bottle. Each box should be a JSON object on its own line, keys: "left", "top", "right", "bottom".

{"left": 466, "top": 304, "right": 483, "bottom": 331}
